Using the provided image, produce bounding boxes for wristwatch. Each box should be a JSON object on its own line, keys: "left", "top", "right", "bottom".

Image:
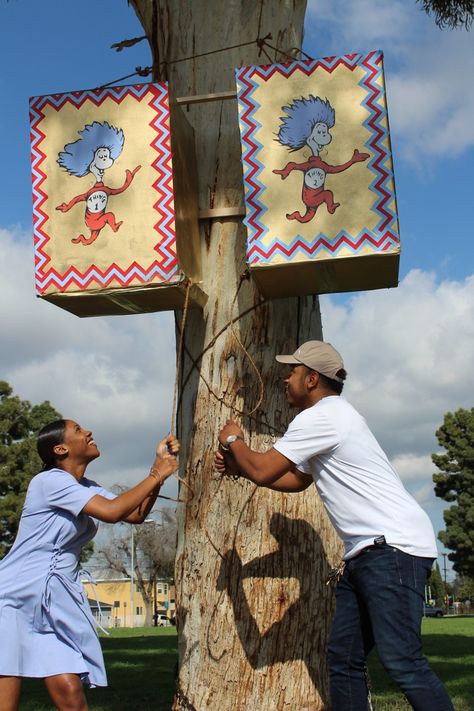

{"left": 220, "top": 434, "right": 244, "bottom": 452}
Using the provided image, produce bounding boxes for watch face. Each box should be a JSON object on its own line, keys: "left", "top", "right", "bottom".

{"left": 226, "top": 435, "right": 238, "bottom": 444}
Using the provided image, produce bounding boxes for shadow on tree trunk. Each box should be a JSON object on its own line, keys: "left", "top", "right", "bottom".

{"left": 214, "top": 513, "right": 333, "bottom": 706}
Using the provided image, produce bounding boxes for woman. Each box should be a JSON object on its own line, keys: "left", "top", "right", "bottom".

{"left": 0, "top": 419, "right": 179, "bottom": 711}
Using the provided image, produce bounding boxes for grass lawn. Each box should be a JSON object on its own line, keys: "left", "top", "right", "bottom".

{"left": 20, "top": 628, "right": 178, "bottom": 711}
{"left": 368, "top": 616, "right": 474, "bottom": 710}
{"left": 17, "top": 618, "right": 474, "bottom": 710}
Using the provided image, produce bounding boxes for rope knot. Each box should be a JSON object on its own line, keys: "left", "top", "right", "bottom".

{"left": 256, "top": 33, "right": 272, "bottom": 56}
{"left": 135, "top": 65, "right": 152, "bottom": 78}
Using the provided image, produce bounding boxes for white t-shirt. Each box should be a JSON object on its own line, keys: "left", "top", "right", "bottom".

{"left": 273, "top": 396, "right": 438, "bottom": 560}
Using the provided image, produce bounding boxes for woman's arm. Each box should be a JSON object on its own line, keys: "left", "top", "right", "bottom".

{"left": 83, "top": 435, "right": 179, "bottom": 523}
{"left": 121, "top": 490, "right": 160, "bottom": 524}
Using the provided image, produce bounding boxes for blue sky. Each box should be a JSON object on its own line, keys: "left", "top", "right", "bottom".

{"left": 1, "top": 0, "right": 151, "bottom": 228}
{"left": 2, "top": 0, "right": 472, "bottom": 282}
{"left": 305, "top": 0, "right": 474, "bottom": 286}
{"left": 1, "top": 0, "right": 473, "bottom": 579}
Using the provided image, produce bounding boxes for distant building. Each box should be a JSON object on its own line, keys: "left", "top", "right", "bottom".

{"left": 82, "top": 575, "right": 175, "bottom": 628}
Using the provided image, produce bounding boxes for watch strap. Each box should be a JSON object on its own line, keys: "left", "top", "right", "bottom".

{"left": 228, "top": 435, "right": 244, "bottom": 447}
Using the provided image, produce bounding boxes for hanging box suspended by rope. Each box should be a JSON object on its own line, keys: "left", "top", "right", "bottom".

{"left": 235, "top": 50, "right": 400, "bottom": 298}
{"left": 30, "top": 82, "right": 205, "bottom": 317}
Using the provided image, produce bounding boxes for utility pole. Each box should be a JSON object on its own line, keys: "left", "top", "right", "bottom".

{"left": 442, "top": 552, "right": 449, "bottom": 612}
{"left": 130, "top": 526, "right": 135, "bottom": 628}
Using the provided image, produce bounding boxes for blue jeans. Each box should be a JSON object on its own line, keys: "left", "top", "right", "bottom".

{"left": 328, "top": 545, "right": 454, "bottom": 710}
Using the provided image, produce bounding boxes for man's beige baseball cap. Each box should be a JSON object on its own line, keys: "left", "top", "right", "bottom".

{"left": 275, "top": 341, "right": 346, "bottom": 383}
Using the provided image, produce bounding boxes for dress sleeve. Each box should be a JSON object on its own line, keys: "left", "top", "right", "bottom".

{"left": 41, "top": 470, "right": 104, "bottom": 517}
{"left": 81, "top": 478, "right": 117, "bottom": 501}
{"left": 273, "top": 409, "right": 340, "bottom": 466}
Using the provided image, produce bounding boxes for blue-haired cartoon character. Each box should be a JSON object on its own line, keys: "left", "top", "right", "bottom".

{"left": 56, "top": 121, "right": 141, "bottom": 245}
{"left": 273, "top": 96, "right": 369, "bottom": 223}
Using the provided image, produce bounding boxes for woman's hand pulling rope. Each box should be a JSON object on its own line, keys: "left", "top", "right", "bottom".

{"left": 150, "top": 434, "right": 180, "bottom": 485}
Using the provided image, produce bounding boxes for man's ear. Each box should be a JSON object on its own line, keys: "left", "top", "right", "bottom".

{"left": 53, "top": 443, "right": 68, "bottom": 457}
{"left": 306, "top": 370, "right": 320, "bottom": 390}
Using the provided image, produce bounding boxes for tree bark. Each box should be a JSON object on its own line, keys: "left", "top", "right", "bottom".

{"left": 129, "top": 2, "right": 343, "bottom": 708}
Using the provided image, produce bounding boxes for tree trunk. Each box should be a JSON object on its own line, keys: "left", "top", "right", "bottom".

{"left": 130, "top": 2, "right": 343, "bottom": 708}
{"left": 135, "top": 577, "right": 154, "bottom": 626}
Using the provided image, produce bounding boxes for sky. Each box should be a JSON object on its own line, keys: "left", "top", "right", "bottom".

{"left": 1, "top": 0, "right": 473, "bottom": 579}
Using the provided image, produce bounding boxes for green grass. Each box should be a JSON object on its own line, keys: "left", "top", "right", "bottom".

{"left": 17, "top": 618, "right": 474, "bottom": 710}
{"left": 368, "top": 617, "right": 474, "bottom": 710}
{"left": 19, "top": 628, "right": 178, "bottom": 711}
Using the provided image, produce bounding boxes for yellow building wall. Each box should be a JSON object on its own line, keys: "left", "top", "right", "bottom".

{"left": 82, "top": 577, "right": 175, "bottom": 628}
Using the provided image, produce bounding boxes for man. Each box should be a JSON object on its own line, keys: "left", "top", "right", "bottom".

{"left": 215, "top": 341, "right": 453, "bottom": 711}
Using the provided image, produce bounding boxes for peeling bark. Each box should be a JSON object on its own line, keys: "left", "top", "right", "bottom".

{"left": 129, "top": 1, "right": 343, "bottom": 708}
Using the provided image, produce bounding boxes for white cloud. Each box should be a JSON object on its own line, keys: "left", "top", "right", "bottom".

{"left": 320, "top": 269, "right": 473, "bottom": 566}
{"left": 304, "top": 0, "right": 474, "bottom": 164}
{"left": 2, "top": 227, "right": 472, "bottom": 555}
{"left": 412, "top": 482, "right": 438, "bottom": 507}
{"left": 0, "top": 227, "right": 177, "bottom": 499}
{"left": 389, "top": 32, "right": 474, "bottom": 162}
{"left": 391, "top": 453, "right": 434, "bottom": 482}
{"left": 320, "top": 270, "right": 474, "bottom": 466}
{"left": 306, "top": 0, "right": 412, "bottom": 48}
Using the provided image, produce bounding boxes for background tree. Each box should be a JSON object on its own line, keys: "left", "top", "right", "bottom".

{"left": 0, "top": 380, "right": 61, "bottom": 557}
{"left": 427, "top": 562, "right": 445, "bottom": 606}
{"left": 417, "top": 0, "right": 474, "bottom": 28}
{"left": 432, "top": 407, "right": 474, "bottom": 577}
{"left": 453, "top": 574, "right": 474, "bottom": 602}
{"left": 96, "top": 507, "right": 177, "bottom": 625}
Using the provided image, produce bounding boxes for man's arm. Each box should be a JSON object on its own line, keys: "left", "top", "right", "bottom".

{"left": 216, "top": 421, "right": 313, "bottom": 493}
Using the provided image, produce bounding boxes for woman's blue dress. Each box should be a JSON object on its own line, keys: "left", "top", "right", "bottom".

{"left": 0, "top": 468, "right": 115, "bottom": 687}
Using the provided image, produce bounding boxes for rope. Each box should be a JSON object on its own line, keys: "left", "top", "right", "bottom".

{"left": 96, "top": 66, "right": 152, "bottom": 90}
{"left": 227, "top": 279, "right": 265, "bottom": 418}
{"left": 263, "top": 40, "right": 314, "bottom": 64}
{"left": 157, "top": 279, "right": 194, "bottom": 504}
{"left": 111, "top": 36, "right": 147, "bottom": 52}
{"left": 172, "top": 281, "right": 194, "bottom": 497}
{"left": 257, "top": 37, "right": 275, "bottom": 66}
{"left": 158, "top": 273, "right": 279, "bottom": 505}
{"left": 94, "top": 33, "right": 310, "bottom": 91}
{"left": 260, "top": 45, "right": 275, "bottom": 65}
{"left": 177, "top": 294, "right": 284, "bottom": 436}
{"left": 99, "top": 33, "right": 310, "bottom": 500}
{"left": 158, "top": 33, "right": 272, "bottom": 68}
{"left": 177, "top": 297, "right": 267, "bottom": 399}
{"left": 158, "top": 279, "right": 194, "bottom": 504}
{"left": 171, "top": 279, "right": 192, "bottom": 436}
